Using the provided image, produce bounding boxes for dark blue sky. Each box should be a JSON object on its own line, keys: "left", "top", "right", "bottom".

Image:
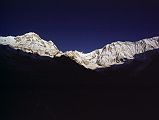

{"left": 0, "top": 0, "right": 159, "bottom": 52}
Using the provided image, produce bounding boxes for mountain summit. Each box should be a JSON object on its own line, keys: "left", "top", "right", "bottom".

{"left": 0, "top": 32, "right": 62, "bottom": 57}
{"left": 0, "top": 32, "right": 159, "bottom": 69}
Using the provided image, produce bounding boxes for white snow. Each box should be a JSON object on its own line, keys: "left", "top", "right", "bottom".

{"left": 0, "top": 32, "right": 61, "bottom": 58}
{"left": 0, "top": 32, "right": 159, "bottom": 69}
{"left": 0, "top": 36, "right": 16, "bottom": 46}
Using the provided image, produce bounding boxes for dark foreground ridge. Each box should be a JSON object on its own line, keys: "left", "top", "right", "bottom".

{"left": 1, "top": 45, "right": 159, "bottom": 120}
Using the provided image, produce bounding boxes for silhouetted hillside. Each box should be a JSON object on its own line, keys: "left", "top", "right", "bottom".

{"left": 97, "top": 49, "right": 159, "bottom": 85}
{"left": 1, "top": 45, "right": 159, "bottom": 120}
{"left": 0, "top": 45, "right": 102, "bottom": 85}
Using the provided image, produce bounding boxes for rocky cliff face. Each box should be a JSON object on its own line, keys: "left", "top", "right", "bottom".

{"left": 0, "top": 32, "right": 159, "bottom": 69}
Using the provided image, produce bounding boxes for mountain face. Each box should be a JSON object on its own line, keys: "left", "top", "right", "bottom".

{"left": 0, "top": 32, "right": 159, "bottom": 69}
{"left": 97, "top": 38, "right": 159, "bottom": 67}
{"left": 1, "top": 33, "right": 159, "bottom": 120}
{"left": 1, "top": 43, "right": 159, "bottom": 120}
{"left": 0, "top": 32, "right": 62, "bottom": 58}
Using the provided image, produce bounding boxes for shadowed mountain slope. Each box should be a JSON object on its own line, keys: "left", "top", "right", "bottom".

{"left": 1, "top": 44, "right": 159, "bottom": 120}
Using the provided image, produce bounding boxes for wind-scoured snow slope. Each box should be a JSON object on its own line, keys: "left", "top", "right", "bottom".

{"left": 0, "top": 32, "right": 159, "bottom": 69}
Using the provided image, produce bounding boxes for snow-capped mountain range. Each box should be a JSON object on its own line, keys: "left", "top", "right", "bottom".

{"left": 0, "top": 32, "right": 159, "bottom": 69}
